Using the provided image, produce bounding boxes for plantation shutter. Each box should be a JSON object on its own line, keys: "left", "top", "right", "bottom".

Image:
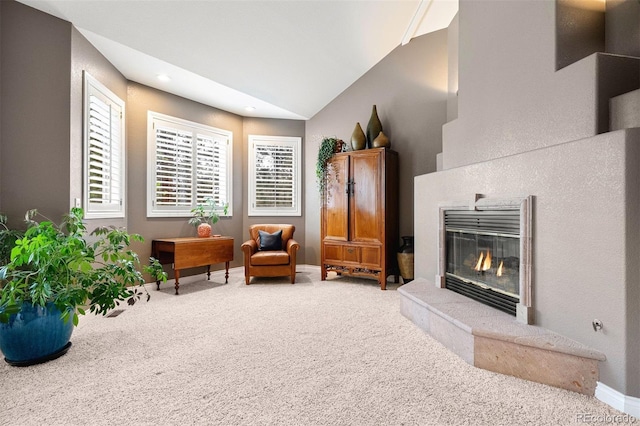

{"left": 147, "top": 112, "right": 233, "bottom": 217}
{"left": 248, "top": 136, "right": 301, "bottom": 216}
{"left": 84, "top": 72, "right": 125, "bottom": 218}
{"left": 196, "top": 133, "right": 228, "bottom": 208}
{"left": 154, "top": 124, "right": 193, "bottom": 208}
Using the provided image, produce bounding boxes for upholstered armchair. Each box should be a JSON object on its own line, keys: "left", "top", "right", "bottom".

{"left": 241, "top": 224, "right": 299, "bottom": 285}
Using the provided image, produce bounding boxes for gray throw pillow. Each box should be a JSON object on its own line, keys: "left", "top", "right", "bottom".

{"left": 258, "top": 229, "right": 283, "bottom": 251}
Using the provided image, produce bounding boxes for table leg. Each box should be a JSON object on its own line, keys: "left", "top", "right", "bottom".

{"left": 225, "top": 261, "right": 229, "bottom": 283}
{"left": 207, "top": 265, "right": 211, "bottom": 281}
{"left": 174, "top": 269, "right": 180, "bottom": 295}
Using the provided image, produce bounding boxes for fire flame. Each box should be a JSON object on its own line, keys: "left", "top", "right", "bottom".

{"left": 482, "top": 251, "right": 492, "bottom": 271}
{"left": 474, "top": 251, "right": 492, "bottom": 272}
{"left": 497, "top": 260, "right": 504, "bottom": 277}
{"left": 474, "top": 252, "right": 484, "bottom": 271}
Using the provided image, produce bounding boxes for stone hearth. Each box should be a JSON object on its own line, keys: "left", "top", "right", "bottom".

{"left": 399, "top": 279, "right": 605, "bottom": 395}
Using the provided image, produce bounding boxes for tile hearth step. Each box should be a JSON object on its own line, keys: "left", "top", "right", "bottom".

{"left": 399, "top": 278, "right": 606, "bottom": 396}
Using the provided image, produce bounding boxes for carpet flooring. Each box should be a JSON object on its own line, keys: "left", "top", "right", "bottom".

{"left": 0, "top": 266, "right": 628, "bottom": 425}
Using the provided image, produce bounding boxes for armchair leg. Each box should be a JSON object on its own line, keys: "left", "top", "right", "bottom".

{"left": 245, "top": 275, "right": 250, "bottom": 285}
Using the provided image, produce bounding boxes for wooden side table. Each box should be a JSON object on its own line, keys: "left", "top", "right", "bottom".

{"left": 151, "top": 237, "right": 234, "bottom": 295}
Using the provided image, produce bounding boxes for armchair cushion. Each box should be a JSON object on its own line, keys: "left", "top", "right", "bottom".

{"left": 258, "top": 229, "right": 283, "bottom": 251}
{"left": 251, "top": 250, "right": 290, "bottom": 266}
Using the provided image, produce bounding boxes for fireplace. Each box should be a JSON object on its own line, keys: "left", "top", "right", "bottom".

{"left": 445, "top": 210, "right": 520, "bottom": 315}
{"left": 436, "top": 196, "right": 533, "bottom": 324}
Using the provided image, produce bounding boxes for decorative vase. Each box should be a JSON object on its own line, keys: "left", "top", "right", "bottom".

{"left": 397, "top": 236, "right": 414, "bottom": 284}
{"left": 351, "top": 122, "right": 366, "bottom": 150}
{"left": 372, "top": 131, "right": 390, "bottom": 148}
{"left": 0, "top": 302, "right": 74, "bottom": 366}
{"left": 366, "top": 104, "right": 383, "bottom": 149}
{"left": 197, "top": 223, "right": 212, "bottom": 238}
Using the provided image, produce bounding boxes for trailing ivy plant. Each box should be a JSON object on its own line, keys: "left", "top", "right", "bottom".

{"left": 316, "top": 137, "right": 339, "bottom": 195}
{"left": 0, "top": 208, "right": 167, "bottom": 325}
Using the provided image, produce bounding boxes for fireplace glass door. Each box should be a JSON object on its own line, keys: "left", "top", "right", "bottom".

{"left": 443, "top": 209, "right": 521, "bottom": 315}
{"left": 446, "top": 230, "right": 520, "bottom": 298}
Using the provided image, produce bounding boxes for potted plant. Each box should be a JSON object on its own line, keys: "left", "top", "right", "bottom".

{"left": 316, "top": 137, "right": 343, "bottom": 195}
{"left": 188, "top": 198, "right": 228, "bottom": 238}
{"left": 0, "top": 207, "right": 167, "bottom": 366}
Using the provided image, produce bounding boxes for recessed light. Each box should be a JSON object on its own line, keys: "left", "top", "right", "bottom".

{"left": 157, "top": 74, "right": 171, "bottom": 82}
{"left": 244, "top": 106, "right": 256, "bottom": 112}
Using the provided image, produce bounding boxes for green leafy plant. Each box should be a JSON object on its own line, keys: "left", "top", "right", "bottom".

{"left": 0, "top": 207, "right": 167, "bottom": 325}
{"left": 188, "top": 198, "right": 229, "bottom": 227}
{"left": 316, "top": 137, "right": 339, "bottom": 195}
{"left": 0, "top": 214, "right": 22, "bottom": 267}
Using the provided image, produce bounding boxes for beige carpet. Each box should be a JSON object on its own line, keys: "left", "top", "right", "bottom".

{"left": 0, "top": 266, "right": 627, "bottom": 425}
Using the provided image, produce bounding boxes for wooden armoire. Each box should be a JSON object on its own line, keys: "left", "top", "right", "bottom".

{"left": 320, "top": 147, "right": 399, "bottom": 290}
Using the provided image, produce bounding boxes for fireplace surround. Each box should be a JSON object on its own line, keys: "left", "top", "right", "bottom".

{"left": 436, "top": 196, "right": 533, "bottom": 324}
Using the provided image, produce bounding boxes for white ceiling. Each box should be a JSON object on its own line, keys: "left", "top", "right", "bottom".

{"left": 16, "top": 0, "right": 457, "bottom": 120}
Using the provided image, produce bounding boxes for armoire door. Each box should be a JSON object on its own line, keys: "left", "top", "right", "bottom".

{"left": 323, "top": 154, "right": 349, "bottom": 242}
{"left": 350, "top": 150, "right": 381, "bottom": 243}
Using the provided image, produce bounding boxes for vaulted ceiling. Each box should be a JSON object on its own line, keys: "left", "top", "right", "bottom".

{"left": 17, "top": 0, "right": 458, "bottom": 119}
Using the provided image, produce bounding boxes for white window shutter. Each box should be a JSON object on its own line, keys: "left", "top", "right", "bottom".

{"left": 146, "top": 112, "right": 233, "bottom": 217}
{"left": 83, "top": 72, "right": 125, "bottom": 218}
{"left": 248, "top": 135, "right": 301, "bottom": 216}
{"left": 154, "top": 126, "right": 193, "bottom": 207}
{"left": 196, "top": 133, "right": 228, "bottom": 207}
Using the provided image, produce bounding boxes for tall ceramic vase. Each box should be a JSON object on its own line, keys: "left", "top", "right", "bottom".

{"left": 351, "top": 122, "right": 366, "bottom": 150}
{"left": 397, "top": 236, "right": 414, "bottom": 284}
{"left": 366, "top": 105, "right": 383, "bottom": 149}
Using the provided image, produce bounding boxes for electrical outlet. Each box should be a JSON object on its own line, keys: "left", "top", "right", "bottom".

{"left": 74, "top": 198, "right": 81, "bottom": 208}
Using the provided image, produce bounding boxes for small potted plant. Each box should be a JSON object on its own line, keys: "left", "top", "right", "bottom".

{"left": 188, "top": 198, "right": 228, "bottom": 238}
{"left": 0, "top": 207, "right": 167, "bottom": 366}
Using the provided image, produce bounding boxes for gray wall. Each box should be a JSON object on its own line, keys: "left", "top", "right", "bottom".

{"left": 304, "top": 30, "right": 448, "bottom": 265}
{"left": 443, "top": 0, "right": 639, "bottom": 170}
{"left": 0, "top": 1, "right": 307, "bottom": 279}
{"left": 446, "top": 13, "right": 459, "bottom": 123}
{"left": 0, "top": 1, "right": 3, "bottom": 213}
{"left": 420, "top": 0, "right": 640, "bottom": 398}
{"left": 0, "top": 1, "right": 71, "bottom": 224}
{"left": 126, "top": 85, "right": 307, "bottom": 276}
{"left": 242, "top": 117, "right": 306, "bottom": 259}
{"left": 556, "top": 0, "right": 605, "bottom": 70}
{"left": 445, "top": 0, "right": 595, "bottom": 170}
{"left": 606, "top": 0, "right": 640, "bottom": 57}
{"left": 126, "top": 82, "right": 246, "bottom": 272}
{"left": 70, "top": 26, "right": 129, "bottom": 229}
{"left": 626, "top": 134, "right": 640, "bottom": 397}
{"left": 416, "top": 129, "right": 640, "bottom": 397}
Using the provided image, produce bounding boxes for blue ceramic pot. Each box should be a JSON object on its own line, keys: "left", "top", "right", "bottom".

{"left": 0, "top": 302, "right": 74, "bottom": 366}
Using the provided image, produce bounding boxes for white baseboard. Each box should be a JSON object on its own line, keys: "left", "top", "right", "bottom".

{"left": 595, "top": 382, "right": 640, "bottom": 418}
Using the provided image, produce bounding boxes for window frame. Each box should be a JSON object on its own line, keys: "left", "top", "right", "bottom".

{"left": 146, "top": 111, "right": 233, "bottom": 218}
{"left": 82, "top": 71, "right": 126, "bottom": 219}
{"left": 248, "top": 135, "right": 302, "bottom": 217}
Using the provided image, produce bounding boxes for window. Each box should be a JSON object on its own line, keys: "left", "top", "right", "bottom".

{"left": 83, "top": 72, "right": 126, "bottom": 219}
{"left": 147, "top": 112, "right": 232, "bottom": 217}
{"left": 248, "top": 135, "right": 301, "bottom": 216}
